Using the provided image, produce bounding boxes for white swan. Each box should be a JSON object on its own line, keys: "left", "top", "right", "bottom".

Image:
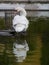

{"left": 12, "top": 7, "right": 29, "bottom": 32}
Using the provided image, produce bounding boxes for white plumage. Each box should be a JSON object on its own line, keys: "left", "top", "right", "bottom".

{"left": 12, "top": 7, "right": 29, "bottom": 32}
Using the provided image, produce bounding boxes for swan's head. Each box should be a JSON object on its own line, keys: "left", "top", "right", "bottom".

{"left": 15, "top": 7, "right": 27, "bottom": 16}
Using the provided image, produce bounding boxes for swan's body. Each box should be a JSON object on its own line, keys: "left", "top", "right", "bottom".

{"left": 12, "top": 7, "right": 29, "bottom": 32}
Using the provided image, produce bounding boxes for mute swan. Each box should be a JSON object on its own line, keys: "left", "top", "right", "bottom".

{"left": 12, "top": 7, "right": 29, "bottom": 32}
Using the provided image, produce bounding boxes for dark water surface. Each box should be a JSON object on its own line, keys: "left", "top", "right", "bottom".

{"left": 0, "top": 17, "right": 49, "bottom": 65}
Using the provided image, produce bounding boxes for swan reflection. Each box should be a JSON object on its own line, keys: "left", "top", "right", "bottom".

{"left": 13, "top": 40, "right": 29, "bottom": 62}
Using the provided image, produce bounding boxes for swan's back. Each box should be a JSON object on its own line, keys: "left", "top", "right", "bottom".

{"left": 13, "top": 15, "right": 29, "bottom": 26}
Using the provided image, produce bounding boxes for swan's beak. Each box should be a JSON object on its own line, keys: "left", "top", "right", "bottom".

{"left": 16, "top": 9, "right": 20, "bottom": 13}
{"left": 15, "top": 9, "right": 20, "bottom": 15}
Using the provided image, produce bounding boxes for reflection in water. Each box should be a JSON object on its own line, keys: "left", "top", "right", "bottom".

{"left": 1, "top": 17, "right": 49, "bottom": 65}
{"left": 13, "top": 40, "right": 29, "bottom": 62}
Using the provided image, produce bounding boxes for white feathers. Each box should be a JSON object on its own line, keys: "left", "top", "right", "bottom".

{"left": 14, "top": 24, "right": 26, "bottom": 32}
{"left": 12, "top": 7, "right": 29, "bottom": 32}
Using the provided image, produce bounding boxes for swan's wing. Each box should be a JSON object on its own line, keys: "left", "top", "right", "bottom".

{"left": 12, "top": 15, "right": 29, "bottom": 32}
{"left": 21, "top": 16, "right": 29, "bottom": 30}
{"left": 13, "top": 15, "right": 29, "bottom": 25}
{"left": 20, "top": 16, "right": 29, "bottom": 25}
{"left": 12, "top": 15, "right": 20, "bottom": 26}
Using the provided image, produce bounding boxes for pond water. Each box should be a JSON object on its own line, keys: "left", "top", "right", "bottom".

{"left": 0, "top": 17, "right": 49, "bottom": 65}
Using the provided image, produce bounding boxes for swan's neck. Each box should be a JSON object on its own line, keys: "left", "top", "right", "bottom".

{"left": 20, "top": 10, "right": 27, "bottom": 16}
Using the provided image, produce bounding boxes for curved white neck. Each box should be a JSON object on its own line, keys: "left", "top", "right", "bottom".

{"left": 20, "top": 10, "right": 27, "bottom": 16}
